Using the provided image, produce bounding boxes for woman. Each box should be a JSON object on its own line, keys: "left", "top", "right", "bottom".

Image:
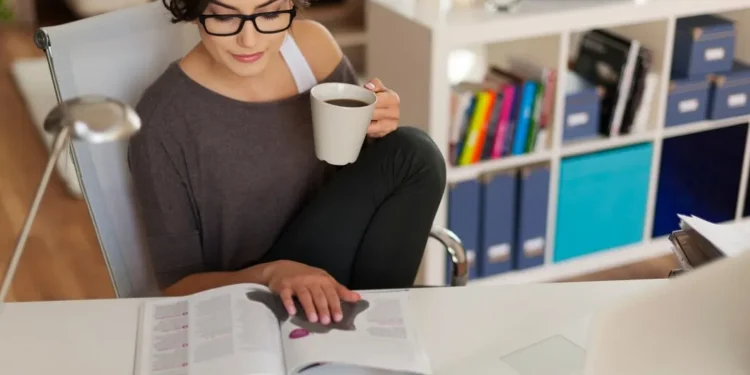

{"left": 128, "top": 0, "right": 446, "bottom": 325}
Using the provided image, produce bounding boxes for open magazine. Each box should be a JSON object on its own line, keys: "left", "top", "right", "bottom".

{"left": 133, "top": 284, "right": 432, "bottom": 375}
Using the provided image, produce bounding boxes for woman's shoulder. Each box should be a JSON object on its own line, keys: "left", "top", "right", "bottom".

{"left": 290, "top": 20, "right": 358, "bottom": 84}
{"left": 134, "top": 62, "right": 193, "bottom": 134}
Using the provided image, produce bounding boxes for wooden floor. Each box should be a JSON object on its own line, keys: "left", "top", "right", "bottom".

{"left": 0, "top": 25, "right": 678, "bottom": 303}
{"left": 0, "top": 25, "right": 115, "bottom": 302}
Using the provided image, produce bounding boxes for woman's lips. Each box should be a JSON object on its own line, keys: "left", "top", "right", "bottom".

{"left": 232, "top": 51, "right": 264, "bottom": 63}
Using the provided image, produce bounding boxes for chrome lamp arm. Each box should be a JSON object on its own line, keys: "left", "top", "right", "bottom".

{"left": 0, "top": 96, "right": 140, "bottom": 311}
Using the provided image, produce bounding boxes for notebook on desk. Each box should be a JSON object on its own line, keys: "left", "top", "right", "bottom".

{"left": 668, "top": 228, "right": 725, "bottom": 271}
{"left": 670, "top": 214, "right": 750, "bottom": 270}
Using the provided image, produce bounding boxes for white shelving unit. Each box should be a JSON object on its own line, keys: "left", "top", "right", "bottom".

{"left": 305, "top": 0, "right": 368, "bottom": 73}
{"left": 365, "top": 0, "right": 750, "bottom": 286}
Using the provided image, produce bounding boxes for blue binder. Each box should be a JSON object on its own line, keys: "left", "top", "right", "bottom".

{"left": 479, "top": 173, "right": 515, "bottom": 276}
{"left": 514, "top": 165, "right": 550, "bottom": 270}
{"left": 447, "top": 180, "right": 481, "bottom": 281}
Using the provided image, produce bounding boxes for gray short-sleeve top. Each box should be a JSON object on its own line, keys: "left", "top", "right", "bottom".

{"left": 127, "top": 56, "right": 360, "bottom": 288}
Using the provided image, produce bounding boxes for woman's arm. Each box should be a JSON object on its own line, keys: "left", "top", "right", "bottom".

{"left": 127, "top": 104, "right": 214, "bottom": 294}
{"left": 128, "top": 118, "right": 287, "bottom": 297}
{"left": 161, "top": 263, "right": 273, "bottom": 297}
{"left": 291, "top": 20, "right": 400, "bottom": 138}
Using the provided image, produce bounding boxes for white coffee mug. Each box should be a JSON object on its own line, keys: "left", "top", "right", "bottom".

{"left": 310, "top": 82, "right": 377, "bottom": 165}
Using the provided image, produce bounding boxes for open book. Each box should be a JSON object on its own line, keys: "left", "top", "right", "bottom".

{"left": 133, "top": 284, "right": 432, "bottom": 375}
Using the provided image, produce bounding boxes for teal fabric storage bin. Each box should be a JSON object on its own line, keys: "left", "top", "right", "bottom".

{"left": 554, "top": 143, "right": 653, "bottom": 262}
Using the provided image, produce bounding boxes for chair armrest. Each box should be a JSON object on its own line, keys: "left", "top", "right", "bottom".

{"left": 429, "top": 226, "right": 469, "bottom": 286}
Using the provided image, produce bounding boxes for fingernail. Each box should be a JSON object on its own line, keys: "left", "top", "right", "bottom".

{"left": 334, "top": 313, "right": 343, "bottom": 322}
{"left": 365, "top": 82, "right": 375, "bottom": 90}
{"left": 321, "top": 315, "right": 330, "bottom": 325}
{"left": 309, "top": 313, "right": 318, "bottom": 322}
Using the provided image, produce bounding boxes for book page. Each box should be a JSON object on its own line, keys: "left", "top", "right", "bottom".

{"left": 134, "top": 284, "right": 286, "bottom": 375}
{"left": 278, "top": 290, "right": 431, "bottom": 375}
{"left": 678, "top": 214, "right": 750, "bottom": 257}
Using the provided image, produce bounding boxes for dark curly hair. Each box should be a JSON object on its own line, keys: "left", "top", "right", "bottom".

{"left": 163, "top": 0, "right": 309, "bottom": 23}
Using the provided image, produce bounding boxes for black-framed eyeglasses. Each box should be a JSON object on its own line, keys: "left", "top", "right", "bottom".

{"left": 198, "top": 6, "right": 296, "bottom": 36}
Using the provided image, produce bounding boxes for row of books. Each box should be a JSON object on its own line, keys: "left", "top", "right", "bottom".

{"left": 446, "top": 164, "right": 550, "bottom": 281}
{"left": 448, "top": 58, "right": 557, "bottom": 167}
{"left": 448, "top": 27, "right": 658, "bottom": 165}
{"left": 569, "top": 28, "right": 656, "bottom": 138}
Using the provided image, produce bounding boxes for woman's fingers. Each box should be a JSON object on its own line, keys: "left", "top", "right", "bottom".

{"left": 372, "top": 106, "right": 399, "bottom": 122}
{"left": 323, "top": 283, "right": 343, "bottom": 322}
{"left": 365, "top": 78, "right": 386, "bottom": 92}
{"left": 279, "top": 287, "right": 296, "bottom": 316}
{"left": 311, "top": 284, "right": 331, "bottom": 325}
{"left": 295, "top": 286, "right": 318, "bottom": 323}
{"left": 368, "top": 119, "right": 398, "bottom": 137}
{"left": 336, "top": 283, "right": 361, "bottom": 302}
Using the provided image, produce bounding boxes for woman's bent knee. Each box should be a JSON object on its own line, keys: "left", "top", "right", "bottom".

{"left": 381, "top": 126, "right": 447, "bottom": 189}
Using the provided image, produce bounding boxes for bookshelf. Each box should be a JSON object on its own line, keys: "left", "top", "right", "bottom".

{"left": 304, "top": 0, "right": 368, "bottom": 74}
{"left": 366, "top": 0, "right": 750, "bottom": 286}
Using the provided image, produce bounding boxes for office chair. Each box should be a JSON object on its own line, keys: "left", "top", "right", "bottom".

{"left": 34, "top": 2, "right": 468, "bottom": 298}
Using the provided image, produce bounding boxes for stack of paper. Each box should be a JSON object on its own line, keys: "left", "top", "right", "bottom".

{"left": 677, "top": 214, "right": 750, "bottom": 257}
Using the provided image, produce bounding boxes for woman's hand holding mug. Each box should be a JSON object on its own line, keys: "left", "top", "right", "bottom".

{"left": 364, "top": 78, "right": 400, "bottom": 138}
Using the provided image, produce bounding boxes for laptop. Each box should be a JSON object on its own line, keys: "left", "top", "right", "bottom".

{"left": 437, "top": 245, "right": 750, "bottom": 375}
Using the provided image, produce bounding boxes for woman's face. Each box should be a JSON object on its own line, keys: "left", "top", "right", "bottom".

{"left": 198, "top": 0, "right": 294, "bottom": 78}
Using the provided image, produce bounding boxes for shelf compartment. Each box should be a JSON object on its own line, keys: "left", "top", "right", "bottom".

{"left": 446, "top": 33, "right": 562, "bottom": 171}
{"left": 664, "top": 9, "right": 750, "bottom": 127}
{"left": 652, "top": 124, "right": 748, "bottom": 237}
{"left": 554, "top": 142, "right": 653, "bottom": 263}
{"left": 567, "top": 18, "right": 670, "bottom": 139}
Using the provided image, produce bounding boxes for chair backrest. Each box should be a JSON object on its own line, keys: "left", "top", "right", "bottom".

{"left": 38, "top": 2, "right": 200, "bottom": 297}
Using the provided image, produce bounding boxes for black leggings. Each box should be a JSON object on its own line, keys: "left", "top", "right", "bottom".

{"left": 258, "top": 127, "right": 446, "bottom": 290}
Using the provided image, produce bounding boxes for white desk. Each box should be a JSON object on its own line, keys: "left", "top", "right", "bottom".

{"left": 0, "top": 279, "right": 666, "bottom": 374}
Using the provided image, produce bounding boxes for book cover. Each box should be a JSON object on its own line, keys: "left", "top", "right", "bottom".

{"left": 526, "top": 81, "right": 545, "bottom": 152}
{"left": 573, "top": 29, "right": 650, "bottom": 136}
{"left": 511, "top": 81, "right": 538, "bottom": 155}
{"left": 481, "top": 92, "right": 505, "bottom": 160}
{"left": 458, "top": 91, "right": 494, "bottom": 165}
{"left": 452, "top": 94, "right": 476, "bottom": 165}
{"left": 502, "top": 85, "right": 521, "bottom": 157}
{"left": 492, "top": 84, "right": 517, "bottom": 158}
{"left": 470, "top": 91, "right": 498, "bottom": 164}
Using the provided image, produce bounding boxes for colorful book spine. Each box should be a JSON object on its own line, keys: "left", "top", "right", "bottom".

{"left": 481, "top": 92, "right": 505, "bottom": 160}
{"left": 491, "top": 85, "right": 517, "bottom": 158}
{"left": 525, "top": 82, "right": 545, "bottom": 152}
{"left": 539, "top": 69, "right": 557, "bottom": 130}
{"left": 502, "top": 85, "right": 521, "bottom": 157}
{"left": 458, "top": 91, "right": 495, "bottom": 165}
{"left": 453, "top": 95, "right": 476, "bottom": 165}
{"left": 470, "top": 92, "right": 498, "bottom": 163}
{"left": 511, "top": 81, "right": 538, "bottom": 155}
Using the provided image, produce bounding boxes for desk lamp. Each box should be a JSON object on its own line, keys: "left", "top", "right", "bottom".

{"left": 484, "top": 0, "right": 523, "bottom": 12}
{"left": 0, "top": 96, "right": 140, "bottom": 308}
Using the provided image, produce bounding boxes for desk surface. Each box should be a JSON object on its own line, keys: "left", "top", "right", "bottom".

{"left": 0, "top": 279, "right": 666, "bottom": 375}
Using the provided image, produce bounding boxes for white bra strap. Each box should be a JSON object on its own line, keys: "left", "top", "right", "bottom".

{"left": 279, "top": 33, "right": 318, "bottom": 93}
